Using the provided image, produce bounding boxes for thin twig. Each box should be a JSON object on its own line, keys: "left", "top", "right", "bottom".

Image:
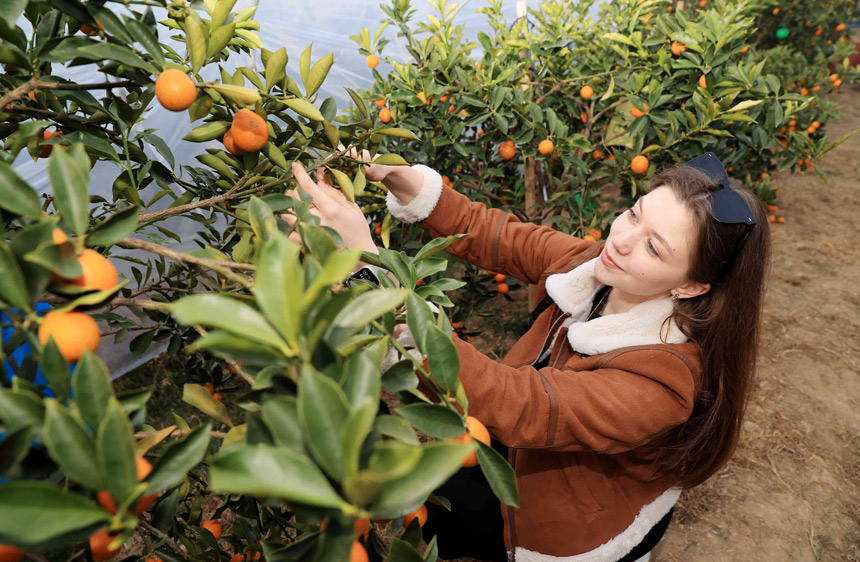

{"left": 134, "top": 428, "right": 228, "bottom": 440}
{"left": 0, "top": 76, "right": 40, "bottom": 111}
{"left": 139, "top": 518, "right": 187, "bottom": 556}
{"left": 766, "top": 450, "right": 792, "bottom": 489}
{"left": 191, "top": 324, "right": 256, "bottom": 385}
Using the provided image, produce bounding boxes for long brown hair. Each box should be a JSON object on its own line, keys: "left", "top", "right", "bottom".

{"left": 651, "top": 165, "right": 772, "bottom": 488}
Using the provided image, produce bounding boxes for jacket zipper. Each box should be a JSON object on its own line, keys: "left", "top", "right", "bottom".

{"left": 529, "top": 310, "right": 569, "bottom": 367}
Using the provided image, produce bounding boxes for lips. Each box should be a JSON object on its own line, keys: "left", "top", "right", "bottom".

{"left": 601, "top": 248, "right": 621, "bottom": 270}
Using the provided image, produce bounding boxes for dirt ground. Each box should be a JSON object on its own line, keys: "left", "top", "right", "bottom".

{"left": 458, "top": 87, "right": 860, "bottom": 561}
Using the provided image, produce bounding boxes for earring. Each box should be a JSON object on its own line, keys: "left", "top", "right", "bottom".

{"left": 672, "top": 292, "right": 681, "bottom": 300}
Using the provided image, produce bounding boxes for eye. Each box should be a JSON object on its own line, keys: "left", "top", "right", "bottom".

{"left": 629, "top": 208, "right": 637, "bottom": 220}
{"left": 647, "top": 241, "right": 659, "bottom": 256}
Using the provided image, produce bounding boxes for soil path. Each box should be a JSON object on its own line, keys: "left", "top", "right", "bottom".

{"left": 454, "top": 85, "right": 860, "bottom": 562}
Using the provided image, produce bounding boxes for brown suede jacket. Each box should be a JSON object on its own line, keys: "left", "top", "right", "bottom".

{"left": 385, "top": 166, "right": 702, "bottom": 561}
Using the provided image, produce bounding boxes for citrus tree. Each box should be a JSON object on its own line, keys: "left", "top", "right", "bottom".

{"left": 353, "top": 0, "right": 859, "bottom": 326}
{"left": 0, "top": 1, "right": 518, "bottom": 560}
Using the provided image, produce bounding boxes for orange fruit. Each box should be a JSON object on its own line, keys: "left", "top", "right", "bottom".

{"left": 452, "top": 416, "right": 492, "bottom": 467}
{"left": 836, "top": 23, "right": 846, "bottom": 32}
{"left": 607, "top": 153, "right": 616, "bottom": 161}
{"left": 89, "top": 529, "right": 121, "bottom": 561}
{"left": 52, "top": 229, "right": 69, "bottom": 245}
{"left": 589, "top": 228, "right": 602, "bottom": 240}
{"left": 28, "top": 92, "right": 37, "bottom": 101}
{"left": 223, "top": 129, "right": 245, "bottom": 156}
{"left": 231, "top": 556, "right": 244, "bottom": 562}
{"left": 366, "top": 55, "right": 379, "bottom": 68}
{"left": 350, "top": 541, "right": 369, "bottom": 562}
{"left": 768, "top": 205, "right": 777, "bottom": 213}
{"left": 698, "top": 0, "right": 706, "bottom": 7}
{"left": 40, "top": 129, "right": 64, "bottom": 158}
{"left": 477, "top": 129, "right": 484, "bottom": 137}
{"left": 830, "top": 73, "right": 839, "bottom": 82}
{"left": 354, "top": 518, "right": 370, "bottom": 540}
{"left": 739, "top": 46, "right": 749, "bottom": 54}
{"left": 497, "top": 282, "right": 510, "bottom": 294}
{"left": 698, "top": 75, "right": 707, "bottom": 89}
{"left": 98, "top": 457, "right": 154, "bottom": 516}
{"left": 772, "top": 7, "right": 779, "bottom": 14}
{"left": 144, "top": 557, "right": 163, "bottom": 562}
{"left": 760, "top": 172, "right": 768, "bottom": 181}
{"left": 213, "top": 392, "right": 223, "bottom": 401}
{"left": 135, "top": 492, "right": 157, "bottom": 515}
{"left": 475, "top": 61, "right": 482, "bottom": 70}
{"left": 807, "top": 126, "right": 815, "bottom": 134}
{"left": 452, "top": 321, "right": 463, "bottom": 329}
{"left": 768, "top": 215, "right": 775, "bottom": 223}
{"left": 231, "top": 109, "right": 269, "bottom": 152}
{"left": 201, "top": 520, "right": 222, "bottom": 540}
{"left": 630, "top": 155, "right": 649, "bottom": 175}
{"left": 0, "top": 545, "right": 25, "bottom": 562}
{"left": 580, "top": 85, "right": 593, "bottom": 99}
{"left": 580, "top": 112, "right": 588, "bottom": 123}
{"left": 403, "top": 505, "right": 428, "bottom": 528}
{"left": 203, "top": 382, "right": 215, "bottom": 394}
{"left": 39, "top": 311, "right": 100, "bottom": 362}
{"left": 379, "top": 107, "right": 392, "bottom": 123}
{"left": 499, "top": 141, "right": 516, "bottom": 160}
{"left": 64, "top": 249, "right": 118, "bottom": 290}
{"left": 375, "top": 96, "right": 386, "bottom": 107}
{"left": 494, "top": 273, "right": 506, "bottom": 283}
{"left": 593, "top": 150, "right": 604, "bottom": 160}
{"left": 97, "top": 490, "right": 118, "bottom": 515}
{"left": 137, "top": 456, "right": 152, "bottom": 480}
{"left": 800, "top": 87, "right": 809, "bottom": 96}
{"left": 583, "top": 235, "right": 596, "bottom": 242}
{"left": 154, "top": 69, "right": 197, "bottom": 112}
{"left": 630, "top": 104, "right": 649, "bottom": 118}
{"left": 833, "top": 79, "right": 842, "bottom": 88}
{"left": 538, "top": 139, "right": 554, "bottom": 155}
{"left": 671, "top": 41, "right": 687, "bottom": 55}
{"left": 776, "top": 216, "right": 785, "bottom": 224}
{"left": 448, "top": 104, "right": 455, "bottom": 113}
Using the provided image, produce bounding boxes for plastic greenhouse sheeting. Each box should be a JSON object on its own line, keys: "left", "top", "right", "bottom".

{"left": 11, "top": 0, "right": 597, "bottom": 379}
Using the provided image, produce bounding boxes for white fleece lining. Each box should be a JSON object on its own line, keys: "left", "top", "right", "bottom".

{"left": 511, "top": 488, "right": 681, "bottom": 562}
{"left": 385, "top": 164, "right": 444, "bottom": 224}
{"left": 544, "top": 257, "right": 687, "bottom": 355}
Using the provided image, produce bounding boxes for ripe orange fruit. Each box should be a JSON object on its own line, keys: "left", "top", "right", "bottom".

{"left": 836, "top": 23, "right": 846, "bottom": 32}
{"left": 698, "top": 75, "right": 707, "bottom": 89}
{"left": 580, "top": 85, "right": 593, "bottom": 99}
{"left": 200, "top": 520, "right": 222, "bottom": 540}
{"left": 40, "top": 129, "right": 63, "bottom": 158}
{"left": 0, "top": 545, "right": 24, "bottom": 562}
{"left": 231, "top": 109, "right": 268, "bottom": 152}
{"left": 350, "top": 541, "right": 369, "bottom": 562}
{"left": 497, "top": 282, "right": 510, "bottom": 294}
{"left": 354, "top": 518, "right": 370, "bottom": 540}
{"left": 589, "top": 228, "right": 602, "bottom": 240}
{"left": 213, "top": 392, "right": 223, "bottom": 401}
{"left": 375, "top": 95, "right": 386, "bottom": 107}
{"left": 477, "top": 129, "right": 484, "bottom": 137}
{"left": 630, "top": 104, "right": 649, "bottom": 118}
{"left": 671, "top": 41, "right": 687, "bottom": 55}
{"left": 155, "top": 69, "right": 197, "bottom": 112}
{"left": 144, "top": 557, "right": 163, "bottom": 562}
{"left": 97, "top": 490, "right": 118, "bottom": 515}
{"left": 593, "top": 150, "right": 604, "bottom": 160}
{"left": 223, "top": 129, "right": 245, "bottom": 156}
{"left": 538, "top": 139, "right": 554, "bottom": 155}
{"left": 379, "top": 107, "right": 392, "bottom": 123}
{"left": 806, "top": 126, "right": 815, "bottom": 134}
{"left": 739, "top": 46, "right": 749, "bottom": 54}
{"left": 65, "top": 249, "right": 118, "bottom": 290}
{"left": 38, "top": 311, "right": 100, "bottom": 362}
{"left": 403, "top": 505, "right": 428, "bottom": 528}
{"left": 452, "top": 416, "right": 492, "bottom": 467}
{"left": 698, "top": 0, "right": 706, "bottom": 7}
{"left": 89, "top": 529, "right": 121, "bottom": 561}
{"left": 630, "top": 155, "right": 649, "bottom": 175}
{"left": 231, "top": 555, "right": 244, "bottom": 562}
{"left": 767, "top": 205, "right": 777, "bottom": 213}
{"left": 767, "top": 215, "right": 775, "bottom": 223}
{"left": 28, "top": 92, "right": 37, "bottom": 101}
{"left": 494, "top": 273, "right": 506, "bottom": 283}
{"left": 499, "top": 141, "right": 516, "bottom": 160}
{"left": 776, "top": 216, "right": 785, "bottom": 224}
{"left": 772, "top": 7, "right": 779, "bottom": 14}
{"left": 452, "top": 321, "right": 463, "bottom": 329}
{"left": 366, "top": 55, "right": 379, "bottom": 68}
{"left": 800, "top": 87, "right": 809, "bottom": 96}
{"left": 833, "top": 79, "right": 842, "bottom": 88}
{"left": 98, "top": 457, "right": 154, "bottom": 516}
{"left": 830, "top": 73, "right": 839, "bottom": 82}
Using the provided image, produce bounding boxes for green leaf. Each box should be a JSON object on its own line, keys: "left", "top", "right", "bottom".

{"left": 414, "top": 235, "right": 464, "bottom": 262}
{"left": 209, "top": 444, "right": 349, "bottom": 509}
{"left": 263, "top": 141, "right": 288, "bottom": 169}
{"left": 370, "top": 442, "right": 471, "bottom": 518}
{"left": 0, "top": 0, "right": 27, "bottom": 28}
{"left": 0, "top": 423, "right": 33, "bottom": 478}
{"left": 183, "top": 120, "right": 231, "bottom": 142}
{"left": 208, "top": 83, "right": 261, "bottom": 106}
{"left": 261, "top": 396, "right": 303, "bottom": 451}
{"left": 406, "top": 293, "right": 433, "bottom": 353}
{"left": 170, "top": 293, "right": 287, "bottom": 351}
{"left": 97, "top": 398, "right": 137, "bottom": 504}
{"left": 375, "top": 128, "right": 419, "bottom": 141}
{"left": 371, "top": 153, "right": 409, "bottom": 166}
{"left": 382, "top": 359, "right": 419, "bottom": 392}
{"left": 327, "top": 167, "right": 354, "bottom": 202}
{"left": 726, "top": 99, "right": 763, "bottom": 112}
{"left": 0, "top": 482, "right": 111, "bottom": 547}
{"left": 300, "top": 249, "right": 360, "bottom": 310}
{"left": 145, "top": 422, "right": 212, "bottom": 494}
{"left": 374, "top": 415, "right": 419, "bottom": 444}
{"left": 345, "top": 87, "right": 368, "bottom": 119}
{"left": 396, "top": 404, "right": 463, "bottom": 439}
{"left": 186, "top": 330, "right": 289, "bottom": 365}
{"left": 298, "top": 366, "right": 349, "bottom": 481}
{"left": 125, "top": 17, "right": 165, "bottom": 69}
{"left": 72, "top": 351, "right": 113, "bottom": 431}
{"left": 341, "top": 396, "right": 377, "bottom": 477}
{"left": 331, "top": 288, "right": 408, "bottom": 330}
{"left": 0, "top": 239, "right": 31, "bottom": 311}
{"left": 47, "top": 144, "right": 90, "bottom": 237}
{"left": 264, "top": 47, "right": 287, "bottom": 94}
{"left": 389, "top": 539, "right": 424, "bottom": 562}
{"left": 86, "top": 206, "right": 140, "bottom": 247}
{"left": 343, "top": 441, "right": 422, "bottom": 506}
{"left": 183, "top": 383, "right": 233, "bottom": 427}
{"left": 0, "top": 389, "right": 43, "bottom": 431}
{"left": 476, "top": 439, "right": 519, "bottom": 507}
{"left": 254, "top": 234, "right": 302, "bottom": 346}
{"left": 207, "top": 22, "right": 235, "bottom": 58}
{"left": 78, "top": 42, "right": 159, "bottom": 74}
{"left": 210, "top": 0, "right": 238, "bottom": 28}
{"left": 424, "top": 324, "right": 460, "bottom": 393}
{"left": 283, "top": 98, "right": 324, "bottom": 122}
{"left": 343, "top": 352, "right": 381, "bottom": 408}
{"left": 249, "top": 196, "right": 279, "bottom": 242}
{"left": 185, "top": 15, "right": 207, "bottom": 75}
{"left": 299, "top": 44, "right": 312, "bottom": 94}
{"left": 40, "top": 339, "right": 71, "bottom": 400}
{"left": 43, "top": 401, "right": 104, "bottom": 490}
{"left": 306, "top": 52, "right": 334, "bottom": 97}
{"left": 0, "top": 161, "right": 42, "bottom": 217}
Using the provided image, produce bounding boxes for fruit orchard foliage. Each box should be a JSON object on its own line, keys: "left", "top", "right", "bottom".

{"left": 354, "top": 0, "right": 858, "bottom": 318}
{"left": 0, "top": 0, "right": 515, "bottom": 560}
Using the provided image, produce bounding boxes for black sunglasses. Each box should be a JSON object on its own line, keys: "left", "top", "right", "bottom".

{"left": 685, "top": 152, "right": 756, "bottom": 280}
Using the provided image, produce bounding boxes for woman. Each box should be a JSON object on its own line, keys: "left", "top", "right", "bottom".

{"left": 281, "top": 151, "right": 771, "bottom": 562}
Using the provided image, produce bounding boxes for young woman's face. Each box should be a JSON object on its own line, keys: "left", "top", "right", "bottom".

{"left": 595, "top": 186, "right": 706, "bottom": 300}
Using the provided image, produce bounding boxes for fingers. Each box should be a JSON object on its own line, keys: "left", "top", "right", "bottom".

{"left": 291, "top": 162, "right": 336, "bottom": 213}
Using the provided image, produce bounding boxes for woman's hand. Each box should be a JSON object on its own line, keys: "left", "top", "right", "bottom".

{"left": 280, "top": 161, "right": 376, "bottom": 255}
{"left": 346, "top": 146, "right": 424, "bottom": 205}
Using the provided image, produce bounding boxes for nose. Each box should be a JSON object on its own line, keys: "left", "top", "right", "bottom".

{"left": 612, "top": 227, "right": 635, "bottom": 254}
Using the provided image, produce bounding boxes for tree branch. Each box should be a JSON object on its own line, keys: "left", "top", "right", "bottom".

{"left": 0, "top": 77, "right": 40, "bottom": 111}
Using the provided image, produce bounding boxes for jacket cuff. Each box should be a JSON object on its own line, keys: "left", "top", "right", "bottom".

{"left": 386, "top": 164, "right": 444, "bottom": 224}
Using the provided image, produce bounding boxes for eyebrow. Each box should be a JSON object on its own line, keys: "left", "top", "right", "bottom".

{"left": 637, "top": 198, "right": 675, "bottom": 257}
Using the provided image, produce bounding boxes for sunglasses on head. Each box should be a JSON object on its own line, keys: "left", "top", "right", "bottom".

{"left": 685, "top": 152, "right": 756, "bottom": 280}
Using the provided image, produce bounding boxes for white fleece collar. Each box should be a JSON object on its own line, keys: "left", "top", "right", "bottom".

{"left": 544, "top": 257, "right": 687, "bottom": 356}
